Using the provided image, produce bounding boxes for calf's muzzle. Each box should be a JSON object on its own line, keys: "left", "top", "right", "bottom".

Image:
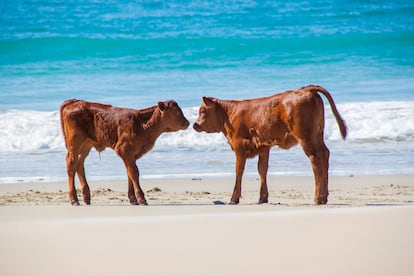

{"left": 193, "top": 122, "right": 202, "bottom": 132}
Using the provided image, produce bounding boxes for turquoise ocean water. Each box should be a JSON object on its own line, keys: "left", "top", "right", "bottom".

{"left": 1, "top": 0, "right": 413, "bottom": 183}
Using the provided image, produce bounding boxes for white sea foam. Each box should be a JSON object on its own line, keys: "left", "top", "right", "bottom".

{"left": 324, "top": 101, "right": 414, "bottom": 142}
{"left": 1, "top": 101, "right": 413, "bottom": 153}
{"left": 0, "top": 110, "right": 63, "bottom": 152}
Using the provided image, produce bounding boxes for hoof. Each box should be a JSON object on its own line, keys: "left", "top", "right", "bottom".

{"left": 138, "top": 199, "right": 148, "bottom": 206}
{"left": 229, "top": 200, "right": 239, "bottom": 205}
{"left": 71, "top": 200, "right": 80, "bottom": 206}
{"left": 129, "top": 199, "right": 138, "bottom": 205}
{"left": 83, "top": 199, "right": 91, "bottom": 205}
{"left": 258, "top": 198, "right": 268, "bottom": 204}
{"left": 314, "top": 196, "right": 328, "bottom": 205}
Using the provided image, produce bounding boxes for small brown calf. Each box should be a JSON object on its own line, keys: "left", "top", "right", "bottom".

{"left": 60, "top": 99, "right": 189, "bottom": 205}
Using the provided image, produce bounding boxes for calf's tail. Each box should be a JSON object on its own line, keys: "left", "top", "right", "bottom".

{"left": 304, "top": 85, "right": 347, "bottom": 139}
{"left": 59, "top": 99, "right": 80, "bottom": 148}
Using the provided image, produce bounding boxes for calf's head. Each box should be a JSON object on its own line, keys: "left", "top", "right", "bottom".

{"left": 193, "top": 97, "right": 223, "bottom": 133}
{"left": 157, "top": 100, "right": 190, "bottom": 131}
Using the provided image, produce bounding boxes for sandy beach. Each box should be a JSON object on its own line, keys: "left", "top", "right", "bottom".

{"left": 1, "top": 174, "right": 413, "bottom": 275}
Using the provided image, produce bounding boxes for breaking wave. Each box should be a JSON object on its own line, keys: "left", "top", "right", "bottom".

{"left": 1, "top": 101, "right": 413, "bottom": 153}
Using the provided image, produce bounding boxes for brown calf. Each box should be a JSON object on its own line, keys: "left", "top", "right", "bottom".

{"left": 193, "top": 85, "right": 347, "bottom": 205}
{"left": 60, "top": 99, "right": 189, "bottom": 205}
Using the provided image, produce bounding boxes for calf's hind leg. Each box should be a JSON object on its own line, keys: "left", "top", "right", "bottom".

{"left": 128, "top": 178, "right": 138, "bottom": 205}
{"left": 300, "top": 139, "right": 330, "bottom": 205}
{"left": 257, "top": 149, "right": 270, "bottom": 204}
{"left": 76, "top": 144, "right": 92, "bottom": 205}
{"left": 66, "top": 150, "right": 80, "bottom": 206}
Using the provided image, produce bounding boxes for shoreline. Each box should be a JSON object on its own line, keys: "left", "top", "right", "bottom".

{"left": 1, "top": 174, "right": 413, "bottom": 207}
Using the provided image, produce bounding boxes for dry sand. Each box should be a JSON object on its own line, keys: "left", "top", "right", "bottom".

{"left": 0, "top": 175, "right": 413, "bottom": 275}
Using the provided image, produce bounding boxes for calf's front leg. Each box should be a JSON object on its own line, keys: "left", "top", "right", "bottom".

{"left": 230, "top": 151, "right": 246, "bottom": 205}
{"left": 116, "top": 145, "right": 148, "bottom": 205}
{"left": 124, "top": 162, "right": 147, "bottom": 205}
{"left": 117, "top": 151, "right": 147, "bottom": 205}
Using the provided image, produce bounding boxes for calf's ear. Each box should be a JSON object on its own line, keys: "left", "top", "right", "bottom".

{"left": 202, "top": 97, "right": 216, "bottom": 107}
{"left": 158, "top": 101, "right": 167, "bottom": 111}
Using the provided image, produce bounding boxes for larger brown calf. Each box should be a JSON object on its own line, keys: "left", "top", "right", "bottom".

{"left": 193, "top": 85, "right": 347, "bottom": 205}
